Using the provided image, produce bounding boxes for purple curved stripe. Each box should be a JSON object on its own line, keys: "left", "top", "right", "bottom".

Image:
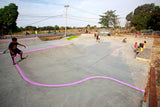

{"left": 109, "top": 46, "right": 123, "bottom": 54}
{"left": 15, "top": 64, "right": 144, "bottom": 92}
{"left": 14, "top": 43, "right": 145, "bottom": 93}
{"left": 24, "top": 43, "right": 72, "bottom": 54}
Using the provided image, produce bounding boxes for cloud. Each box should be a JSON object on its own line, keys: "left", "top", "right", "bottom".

{"left": 19, "top": 0, "right": 46, "bottom": 4}
{"left": 2, "top": 0, "right": 159, "bottom": 27}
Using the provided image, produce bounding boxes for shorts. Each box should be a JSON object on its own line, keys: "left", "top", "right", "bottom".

{"left": 10, "top": 48, "right": 22, "bottom": 57}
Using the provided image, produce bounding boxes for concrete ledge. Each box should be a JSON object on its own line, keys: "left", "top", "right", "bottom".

{"left": 136, "top": 48, "right": 151, "bottom": 62}
{"left": 81, "top": 34, "right": 94, "bottom": 36}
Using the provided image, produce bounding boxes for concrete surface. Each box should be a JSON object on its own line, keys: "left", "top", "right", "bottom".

{"left": 0, "top": 37, "right": 41, "bottom": 53}
{"left": 0, "top": 35, "right": 153, "bottom": 107}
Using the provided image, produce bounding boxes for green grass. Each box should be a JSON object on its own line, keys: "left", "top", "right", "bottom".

{"left": 44, "top": 38, "right": 49, "bottom": 41}
{"left": 67, "top": 36, "right": 79, "bottom": 40}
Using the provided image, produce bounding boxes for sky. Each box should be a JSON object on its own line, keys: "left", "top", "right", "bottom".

{"left": 0, "top": 0, "right": 160, "bottom": 28}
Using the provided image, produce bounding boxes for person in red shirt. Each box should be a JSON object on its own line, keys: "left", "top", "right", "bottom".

{"left": 134, "top": 42, "right": 137, "bottom": 52}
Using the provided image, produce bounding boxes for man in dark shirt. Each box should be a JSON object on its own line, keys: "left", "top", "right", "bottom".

{"left": 8, "top": 37, "right": 26, "bottom": 65}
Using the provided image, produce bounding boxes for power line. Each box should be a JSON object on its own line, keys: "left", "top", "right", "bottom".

{"left": 25, "top": 15, "right": 63, "bottom": 26}
{"left": 19, "top": 15, "right": 99, "bottom": 27}
{"left": 68, "top": 17, "right": 98, "bottom": 24}
{"left": 68, "top": 14, "right": 99, "bottom": 20}
{"left": 19, "top": 14, "right": 57, "bottom": 18}
{"left": 19, "top": 0, "right": 65, "bottom": 6}
{"left": 19, "top": 14, "right": 100, "bottom": 20}
{"left": 70, "top": 6, "right": 99, "bottom": 16}
{"left": 49, "top": 2, "right": 65, "bottom": 6}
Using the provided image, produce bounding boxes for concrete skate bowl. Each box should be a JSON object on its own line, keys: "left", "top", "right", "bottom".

{"left": 15, "top": 42, "right": 145, "bottom": 92}
{"left": 12, "top": 40, "right": 150, "bottom": 106}
{"left": 2, "top": 35, "right": 152, "bottom": 107}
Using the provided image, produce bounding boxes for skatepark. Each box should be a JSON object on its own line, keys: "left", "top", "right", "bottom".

{"left": 0, "top": 34, "right": 154, "bottom": 107}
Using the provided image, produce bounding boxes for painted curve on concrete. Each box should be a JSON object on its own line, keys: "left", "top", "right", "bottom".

{"left": 14, "top": 43, "right": 145, "bottom": 93}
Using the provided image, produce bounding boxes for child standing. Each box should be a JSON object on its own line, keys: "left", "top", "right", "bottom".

{"left": 142, "top": 41, "right": 146, "bottom": 51}
{"left": 143, "top": 41, "right": 146, "bottom": 48}
{"left": 135, "top": 33, "right": 138, "bottom": 38}
{"left": 96, "top": 33, "right": 100, "bottom": 43}
{"left": 8, "top": 37, "right": 26, "bottom": 65}
{"left": 134, "top": 42, "right": 137, "bottom": 52}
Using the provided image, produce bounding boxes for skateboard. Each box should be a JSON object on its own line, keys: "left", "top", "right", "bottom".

{"left": 16, "top": 55, "right": 28, "bottom": 64}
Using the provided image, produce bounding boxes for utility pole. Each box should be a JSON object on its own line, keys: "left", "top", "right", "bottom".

{"left": 64, "top": 5, "right": 69, "bottom": 37}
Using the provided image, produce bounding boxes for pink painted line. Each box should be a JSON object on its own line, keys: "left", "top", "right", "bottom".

{"left": 15, "top": 64, "right": 145, "bottom": 92}
{"left": 0, "top": 37, "right": 39, "bottom": 42}
{"left": 24, "top": 43, "right": 72, "bottom": 54}
{"left": 109, "top": 45, "right": 123, "bottom": 54}
{"left": 14, "top": 43, "right": 145, "bottom": 92}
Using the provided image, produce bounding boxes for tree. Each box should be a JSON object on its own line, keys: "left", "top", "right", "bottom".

{"left": 25, "top": 26, "right": 37, "bottom": 31}
{"left": 67, "top": 26, "right": 72, "bottom": 29}
{"left": 126, "top": 3, "right": 160, "bottom": 30}
{"left": 16, "top": 27, "right": 24, "bottom": 32}
{"left": 148, "top": 6, "right": 160, "bottom": 30}
{"left": 87, "top": 24, "right": 90, "bottom": 30}
{"left": 19, "top": 27, "right": 24, "bottom": 31}
{"left": 126, "top": 12, "right": 133, "bottom": 29}
{"left": 60, "top": 26, "right": 65, "bottom": 30}
{"left": 0, "top": 3, "right": 19, "bottom": 36}
{"left": 0, "top": 8, "right": 4, "bottom": 36}
{"left": 54, "top": 25, "right": 59, "bottom": 30}
{"left": 99, "top": 10, "right": 118, "bottom": 29}
{"left": 46, "top": 26, "right": 54, "bottom": 30}
{"left": 126, "top": 12, "right": 133, "bottom": 22}
{"left": 94, "top": 25, "right": 97, "bottom": 29}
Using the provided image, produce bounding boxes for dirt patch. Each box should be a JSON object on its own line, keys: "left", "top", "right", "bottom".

{"left": 150, "top": 37, "right": 160, "bottom": 106}
{"left": 39, "top": 35, "right": 64, "bottom": 41}
{"left": 139, "top": 35, "right": 160, "bottom": 38}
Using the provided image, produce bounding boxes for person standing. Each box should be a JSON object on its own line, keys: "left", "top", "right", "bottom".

{"left": 96, "top": 33, "right": 100, "bottom": 43}
{"left": 35, "top": 30, "right": 38, "bottom": 37}
{"left": 134, "top": 42, "right": 137, "bottom": 52}
{"left": 135, "top": 33, "right": 138, "bottom": 38}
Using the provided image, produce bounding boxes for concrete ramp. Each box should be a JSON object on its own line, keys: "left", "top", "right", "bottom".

{"left": 0, "top": 37, "right": 42, "bottom": 53}
{"left": 81, "top": 34, "right": 94, "bottom": 36}
{"left": 17, "top": 37, "right": 42, "bottom": 46}
{"left": 136, "top": 48, "right": 151, "bottom": 62}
